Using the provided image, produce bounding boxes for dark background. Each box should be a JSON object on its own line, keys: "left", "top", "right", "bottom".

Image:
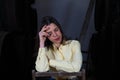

{"left": 0, "top": 0, "right": 119, "bottom": 80}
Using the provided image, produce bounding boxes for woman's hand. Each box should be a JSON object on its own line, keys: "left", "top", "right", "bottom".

{"left": 39, "top": 25, "right": 49, "bottom": 48}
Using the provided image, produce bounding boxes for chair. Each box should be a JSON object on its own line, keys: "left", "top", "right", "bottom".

{"left": 32, "top": 68, "right": 86, "bottom": 80}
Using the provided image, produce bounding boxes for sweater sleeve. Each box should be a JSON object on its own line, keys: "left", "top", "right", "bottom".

{"left": 35, "top": 48, "right": 49, "bottom": 72}
{"left": 49, "top": 40, "right": 83, "bottom": 72}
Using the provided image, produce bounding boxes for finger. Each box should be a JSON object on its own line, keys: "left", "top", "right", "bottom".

{"left": 39, "top": 31, "right": 49, "bottom": 37}
{"left": 42, "top": 32, "right": 49, "bottom": 37}
{"left": 41, "top": 25, "right": 49, "bottom": 32}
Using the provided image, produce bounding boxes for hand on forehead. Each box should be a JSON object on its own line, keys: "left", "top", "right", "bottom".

{"left": 41, "top": 25, "right": 50, "bottom": 32}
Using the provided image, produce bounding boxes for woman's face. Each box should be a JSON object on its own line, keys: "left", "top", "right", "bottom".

{"left": 46, "top": 23, "right": 62, "bottom": 45}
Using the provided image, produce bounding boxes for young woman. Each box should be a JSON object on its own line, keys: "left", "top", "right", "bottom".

{"left": 35, "top": 16, "right": 83, "bottom": 80}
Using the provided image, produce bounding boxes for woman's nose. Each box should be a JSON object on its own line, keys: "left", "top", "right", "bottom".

{"left": 52, "top": 32, "right": 57, "bottom": 37}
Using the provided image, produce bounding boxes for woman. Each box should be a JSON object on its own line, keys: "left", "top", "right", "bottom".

{"left": 35, "top": 16, "right": 83, "bottom": 80}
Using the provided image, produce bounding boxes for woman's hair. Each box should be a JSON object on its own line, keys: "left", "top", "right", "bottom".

{"left": 39, "top": 16, "right": 67, "bottom": 50}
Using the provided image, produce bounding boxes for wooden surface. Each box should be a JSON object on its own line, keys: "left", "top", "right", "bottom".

{"left": 32, "top": 69, "right": 86, "bottom": 80}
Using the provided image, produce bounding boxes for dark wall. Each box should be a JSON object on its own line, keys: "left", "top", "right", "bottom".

{"left": 88, "top": 0, "right": 120, "bottom": 80}
{"left": 0, "top": 0, "right": 37, "bottom": 34}
{"left": 0, "top": 0, "right": 37, "bottom": 80}
{"left": 0, "top": 0, "right": 17, "bottom": 31}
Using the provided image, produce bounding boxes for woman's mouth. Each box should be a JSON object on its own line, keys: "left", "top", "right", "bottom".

{"left": 54, "top": 37, "right": 60, "bottom": 41}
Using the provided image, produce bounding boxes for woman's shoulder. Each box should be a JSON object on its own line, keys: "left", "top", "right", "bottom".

{"left": 66, "top": 40, "right": 80, "bottom": 44}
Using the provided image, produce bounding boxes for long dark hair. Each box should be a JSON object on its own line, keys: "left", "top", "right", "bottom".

{"left": 39, "top": 16, "right": 67, "bottom": 50}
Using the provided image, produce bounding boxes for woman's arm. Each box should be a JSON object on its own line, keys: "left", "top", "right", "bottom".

{"left": 49, "top": 40, "right": 83, "bottom": 72}
{"left": 35, "top": 48, "right": 50, "bottom": 72}
{"left": 35, "top": 25, "right": 50, "bottom": 72}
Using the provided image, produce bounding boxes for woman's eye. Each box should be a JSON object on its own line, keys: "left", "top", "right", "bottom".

{"left": 48, "top": 32, "right": 51, "bottom": 36}
{"left": 55, "top": 28, "right": 58, "bottom": 31}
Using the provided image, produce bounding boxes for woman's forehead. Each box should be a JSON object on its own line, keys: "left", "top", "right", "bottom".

{"left": 47, "top": 23, "right": 57, "bottom": 27}
{"left": 46, "top": 23, "right": 58, "bottom": 30}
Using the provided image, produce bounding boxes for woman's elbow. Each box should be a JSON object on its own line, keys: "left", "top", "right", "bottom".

{"left": 74, "top": 63, "right": 82, "bottom": 72}
{"left": 35, "top": 65, "right": 49, "bottom": 72}
{"left": 74, "top": 66, "right": 80, "bottom": 72}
